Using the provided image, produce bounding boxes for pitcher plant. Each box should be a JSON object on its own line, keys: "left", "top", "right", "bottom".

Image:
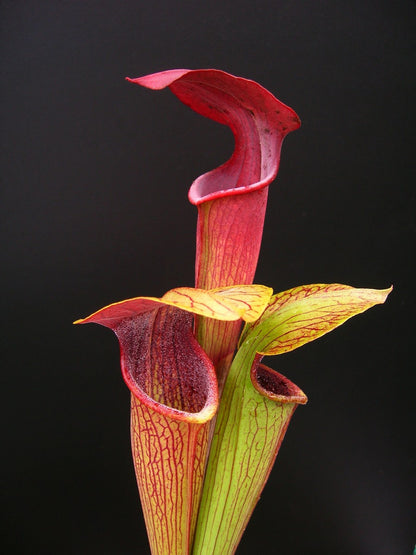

{"left": 76, "top": 69, "right": 391, "bottom": 555}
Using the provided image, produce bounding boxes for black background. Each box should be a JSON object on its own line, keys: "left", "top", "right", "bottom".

{"left": 1, "top": 1, "right": 415, "bottom": 554}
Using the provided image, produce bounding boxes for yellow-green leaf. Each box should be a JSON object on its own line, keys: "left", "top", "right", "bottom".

{"left": 162, "top": 284, "right": 272, "bottom": 322}
{"left": 241, "top": 283, "right": 392, "bottom": 355}
{"left": 75, "top": 284, "right": 272, "bottom": 327}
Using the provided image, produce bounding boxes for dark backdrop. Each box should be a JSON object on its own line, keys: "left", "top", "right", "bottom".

{"left": 1, "top": 2, "right": 415, "bottom": 554}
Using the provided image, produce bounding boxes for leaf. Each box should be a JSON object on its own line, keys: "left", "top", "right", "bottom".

{"left": 194, "top": 283, "right": 391, "bottom": 554}
{"left": 241, "top": 283, "right": 393, "bottom": 355}
{"left": 78, "top": 301, "right": 219, "bottom": 554}
{"left": 127, "top": 69, "right": 300, "bottom": 206}
{"left": 127, "top": 69, "right": 300, "bottom": 384}
{"left": 74, "top": 284, "right": 272, "bottom": 554}
{"left": 75, "top": 285, "right": 271, "bottom": 326}
{"left": 162, "top": 284, "right": 272, "bottom": 322}
{"left": 193, "top": 346, "right": 307, "bottom": 555}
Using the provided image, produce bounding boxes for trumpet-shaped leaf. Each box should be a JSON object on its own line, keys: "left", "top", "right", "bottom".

{"left": 127, "top": 69, "right": 300, "bottom": 385}
{"left": 75, "top": 285, "right": 272, "bottom": 554}
{"left": 194, "top": 284, "right": 391, "bottom": 554}
{"left": 193, "top": 342, "right": 307, "bottom": 555}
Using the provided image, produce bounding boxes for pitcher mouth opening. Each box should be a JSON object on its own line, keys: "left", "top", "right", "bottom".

{"left": 251, "top": 361, "right": 308, "bottom": 405}
{"left": 189, "top": 171, "right": 272, "bottom": 205}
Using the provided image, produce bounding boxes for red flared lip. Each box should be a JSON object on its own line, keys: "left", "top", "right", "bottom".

{"left": 251, "top": 357, "right": 308, "bottom": 405}
{"left": 75, "top": 299, "right": 219, "bottom": 424}
{"left": 126, "top": 69, "right": 301, "bottom": 205}
{"left": 120, "top": 348, "right": 219, "bottom": 424}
